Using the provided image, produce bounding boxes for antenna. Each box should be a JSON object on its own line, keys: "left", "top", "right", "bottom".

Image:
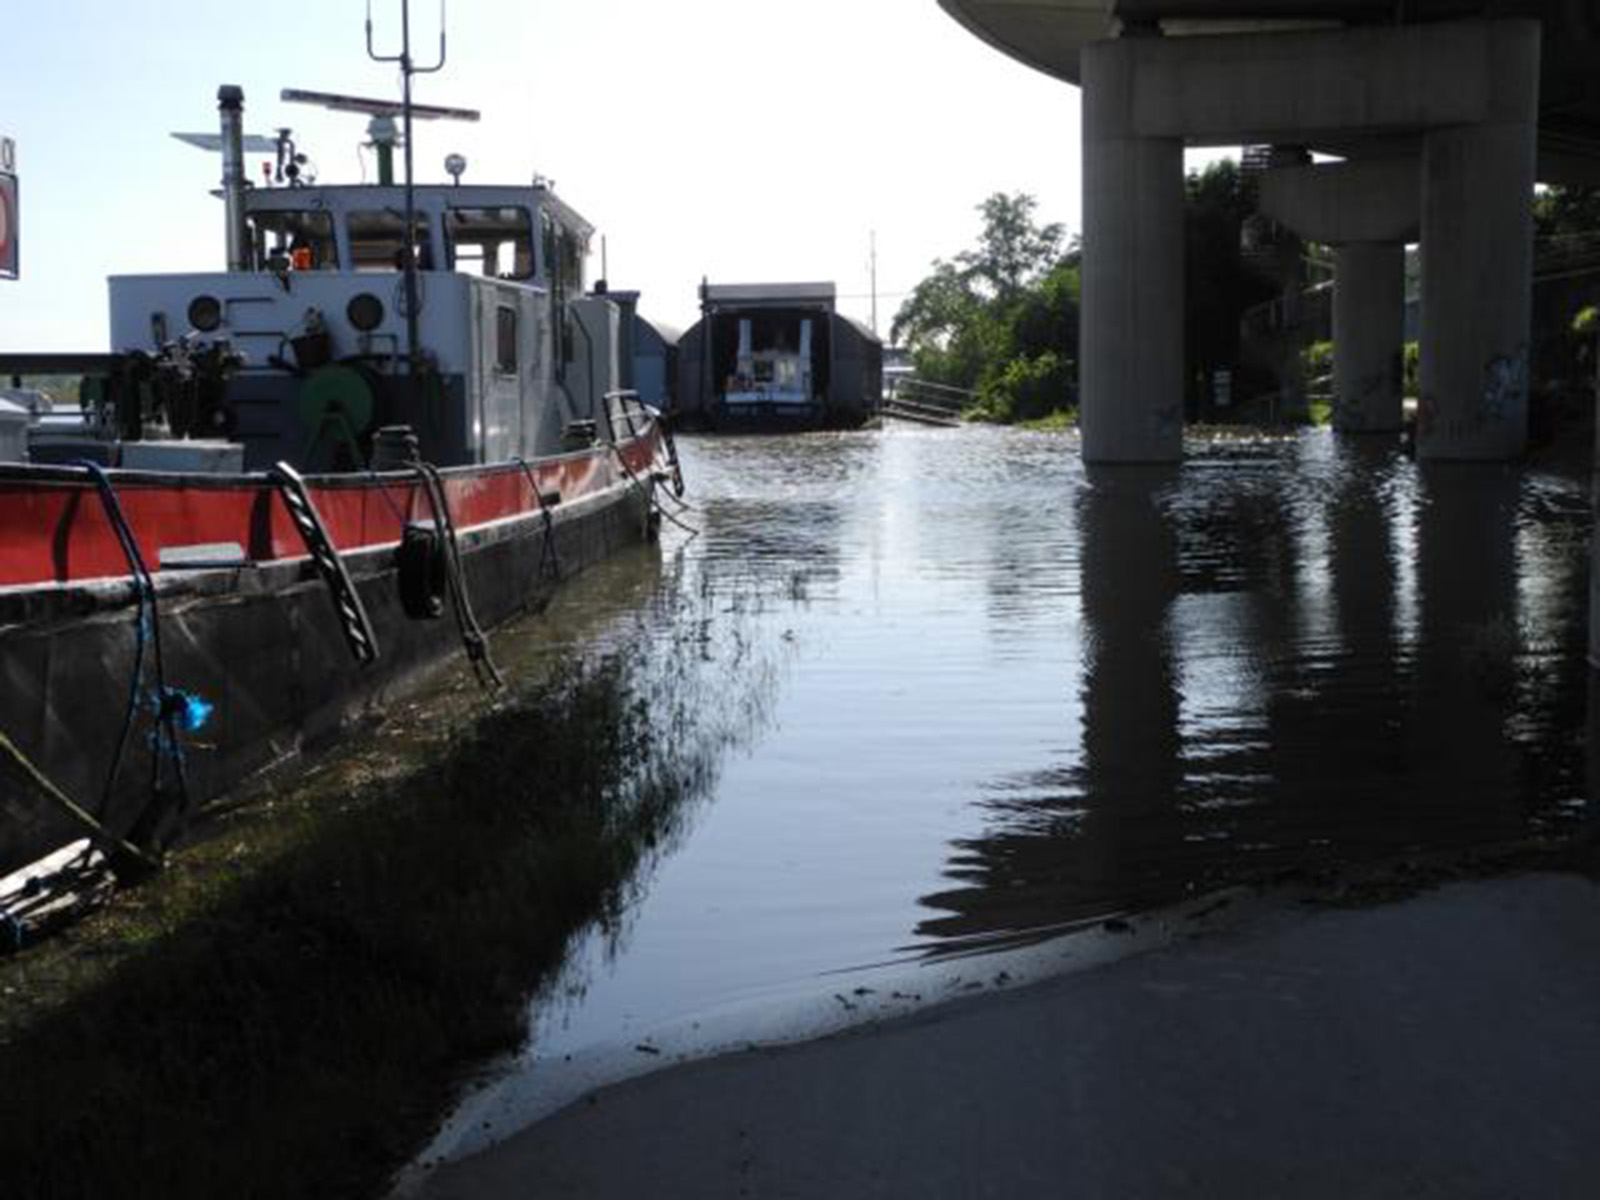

{"left": 365, "top": 0, "right": 452, "bottom": 400}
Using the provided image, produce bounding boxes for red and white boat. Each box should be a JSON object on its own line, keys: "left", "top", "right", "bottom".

{"left": 0, "top": 80, "right": 679, "bottom": 887}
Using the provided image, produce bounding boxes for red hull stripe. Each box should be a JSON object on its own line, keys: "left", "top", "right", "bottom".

{"left": 0, "top": 432, "right": 658, "bottom": 588}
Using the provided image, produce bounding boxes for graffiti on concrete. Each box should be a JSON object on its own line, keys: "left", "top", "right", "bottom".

{"left": 1480, "top": 351, "right": 1528, "bottom": 425}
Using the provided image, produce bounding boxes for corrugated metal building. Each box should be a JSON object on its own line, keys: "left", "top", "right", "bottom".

{"left": 601, "top": 289, "right": 680, "bottom": 413}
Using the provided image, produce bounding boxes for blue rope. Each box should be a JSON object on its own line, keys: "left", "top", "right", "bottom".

{"left": 75, "top": 462, "right": 193, "bottom": 837}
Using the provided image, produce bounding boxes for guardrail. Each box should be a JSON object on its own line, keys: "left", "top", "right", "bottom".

{"left": 882, "top": 376, "right": 972, "bottom": 427}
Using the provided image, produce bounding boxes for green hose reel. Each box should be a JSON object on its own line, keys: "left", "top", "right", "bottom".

{"left": 296, "top": 364, "right": 377, "bottom": 469}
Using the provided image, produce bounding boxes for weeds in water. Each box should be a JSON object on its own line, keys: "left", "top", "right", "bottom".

{"left": 0, "top": 589, "right": 779, "bottom": 1200}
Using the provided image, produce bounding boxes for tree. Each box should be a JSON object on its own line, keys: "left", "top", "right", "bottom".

{"left": 893, "top": 193, "right": 1073, "bottom": 396}
{"left": 1535, "top": 185, "right": 1600, "bottom": 242}
{"left": 891, "top": 259, "right": 979, "bottom": 356}
{"left": 957, "top": 193, "right": 1065, "bottom": 303}
{"left": 889, "top": 258, "right": 993, "bottom": 388}
{"left": 1184, "top": 160, "right": 1276, "bottom": 411}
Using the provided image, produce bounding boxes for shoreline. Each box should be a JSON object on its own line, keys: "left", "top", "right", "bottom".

{"left": 411, "top": 856, "right": 1600, "bottom": 1198}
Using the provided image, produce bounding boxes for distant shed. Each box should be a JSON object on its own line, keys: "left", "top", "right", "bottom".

{"left": 603, "top": 289, "right": 680, "bottom": 413}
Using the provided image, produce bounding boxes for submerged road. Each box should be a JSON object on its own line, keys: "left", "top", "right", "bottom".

{"left": 414, "top": 871, "right": 1600, "bottom": 1197}
{"left": 392, "top": 425, "right": 1598, "bottom": 1192}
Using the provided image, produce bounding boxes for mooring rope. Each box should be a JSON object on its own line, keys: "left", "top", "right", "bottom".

{"left": 76, "top": 462, "right": 192, "bottom": 845}
{"left": 513, "top": 456, "right": 563, "bottom": 585}
{"left": 610, "top": 440, "right": 700, "bottom": 541}
{"left": 416, "top": 462, "right": 505, "bottom": 691}
{"left": 0, "top": 728, "right": 162, "bottom": 873}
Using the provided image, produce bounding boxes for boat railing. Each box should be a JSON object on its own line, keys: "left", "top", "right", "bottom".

{"left": 601, "top": 389, "right": 650, "bottom": 442}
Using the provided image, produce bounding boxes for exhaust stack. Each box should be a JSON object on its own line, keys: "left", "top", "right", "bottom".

{"left": 217, "top": 85, "right": 249, "bottom": 271}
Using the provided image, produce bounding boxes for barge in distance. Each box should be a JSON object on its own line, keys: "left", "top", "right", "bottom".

{"left": 674, "top": 281, "right": 882, "bottom": 431}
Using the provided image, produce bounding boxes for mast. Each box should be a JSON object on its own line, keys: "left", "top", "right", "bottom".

{"left": 367, "top": 0, "right": 448, "bottom": 401}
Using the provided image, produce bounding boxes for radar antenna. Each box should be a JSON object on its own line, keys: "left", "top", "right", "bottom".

{"left": 279, "top": 87, "right": 478, "bottom": 187}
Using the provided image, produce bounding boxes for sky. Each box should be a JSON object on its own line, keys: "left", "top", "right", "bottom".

{"left": 0, "top": 0, "right": 1099, "bottom": 349}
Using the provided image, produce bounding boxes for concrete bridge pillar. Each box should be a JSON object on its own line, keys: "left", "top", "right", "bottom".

{"left": 1075, "top": 16, "right": 1540, "bottom": 465}
{"left": 1258, "top": 159, "right": 1419, "bottom": 436}
{"left": 1080, "top": 41, "right": 1185, "bottom": 464}
{"left": 1418, "top": 30, "right": 1541, "bottom": 461}
{"left": 1332, "top": 242, "right": 1406, "bottom": 433}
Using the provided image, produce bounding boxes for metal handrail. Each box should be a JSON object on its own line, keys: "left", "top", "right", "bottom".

{"left": 890, "top": 377, "right": 973, "bottom": 412}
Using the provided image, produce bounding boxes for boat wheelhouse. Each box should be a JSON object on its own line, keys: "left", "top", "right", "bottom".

{"left": 101, "top": 111, "right": 618, "bottom": 473}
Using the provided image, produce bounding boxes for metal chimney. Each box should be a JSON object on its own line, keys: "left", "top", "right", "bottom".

{"left": 217, "top": 85, "right": 249, "bottom": 271}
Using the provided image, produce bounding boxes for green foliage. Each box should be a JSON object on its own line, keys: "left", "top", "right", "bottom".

{"left": 1185, "top": 159, "right": 1277, "bottom": 401}
{"left": 893, "top": 193, "right": 1078, "bottom": 415}
{"left": 957, "top": 193, "right": 1066, "bottom": 304}
{"left": 973, "top": 351, "right": 1076, "bottom": 423}
{"left": 1404, "top": 340, "right": 1419, "bottom": 398}
{"left": 1008, "top": 260, "right": 1081, "bottom": 363}
{"left": 1535, "top": 185, "right": 1600, "bottom": 242}
{"left": 895, "top": 168, "right": 1273, "bottom": 425}
{"left": 1303, "top": 340, "right": 1334, "bottom": 380}
{"left": 1019, "top": 408, "right": 1079, "bottom": 432}
{"left": 1574, "top": 305, "right": 1600, "bottom": 336}
{"left": 0, "top": 642, "right": 752, "bottom": 1199}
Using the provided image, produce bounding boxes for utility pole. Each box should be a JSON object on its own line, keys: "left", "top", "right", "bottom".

{"left": 869, "top": 229, "right": 879, "bottom": 338}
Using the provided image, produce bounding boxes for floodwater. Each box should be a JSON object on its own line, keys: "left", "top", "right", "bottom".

{"left": 418, "top": 423, "right": 1595, "bottom": 1164}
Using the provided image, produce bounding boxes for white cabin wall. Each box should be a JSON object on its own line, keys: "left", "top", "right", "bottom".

{"left": 108, "top": 272, "right": 479, "bottom": 376}
{"left": 564, "top": 297, "right": 622, "bottom": 432}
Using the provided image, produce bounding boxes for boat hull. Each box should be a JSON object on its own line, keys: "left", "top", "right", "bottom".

{"left": 0, "top": 438, "right": 660, "bottom": 879}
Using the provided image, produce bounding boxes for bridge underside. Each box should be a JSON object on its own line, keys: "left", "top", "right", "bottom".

{"left": 940, "top": 2, "right": 1600, "bottom": 462}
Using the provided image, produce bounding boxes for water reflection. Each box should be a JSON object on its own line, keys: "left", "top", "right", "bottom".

{"left": 417, "top": 427, "right": 1595, "bottom": 1163}
{"left": 916, "top": 435, "right": 1591, "bottom": 955}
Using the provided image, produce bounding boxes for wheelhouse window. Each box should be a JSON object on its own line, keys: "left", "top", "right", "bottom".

{"left": 539, "top": 211, "right": 586, "bottom": 295}
{"left": 348, "top": 210, "right": 435, "bottom": 272}
{"left": 495, "top": 306, "right": 518, "bottom": 374}
{"left": 447, "top": 207, "right": 534, "bottom": 279}
{"left": 248, "top": 210, "right": 337, "bottom": 270}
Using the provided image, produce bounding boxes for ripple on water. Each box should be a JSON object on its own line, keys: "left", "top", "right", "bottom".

{"left": 419, "top": 424, "right": 1596, "bottom": 1159}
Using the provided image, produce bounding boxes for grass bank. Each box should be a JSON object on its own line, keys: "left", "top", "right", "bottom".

{"left": 0, "top": 647, "right": 732, "bottom": 1198}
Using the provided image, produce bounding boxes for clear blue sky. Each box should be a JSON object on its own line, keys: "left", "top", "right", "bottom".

{"left": 0, "top": 0, "right": 1104, "bottom": 350}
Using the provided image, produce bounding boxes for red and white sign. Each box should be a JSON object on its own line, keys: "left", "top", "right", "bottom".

{"left": 0, "top": 136, "right": 16, "bottom": 280}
